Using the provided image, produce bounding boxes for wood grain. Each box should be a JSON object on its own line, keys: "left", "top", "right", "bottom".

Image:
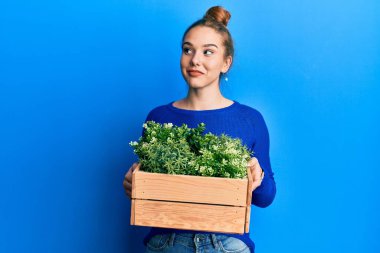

{"left": 133, "top": 199, "right": 246, "bottom": 234}
{"left": 245, "top": 167, "right": 253, "bottom": 233}
{"left": 130, "top": 199, "right": 135, "bottom": 225}
{"left": 133, "top": 167, "right": 248, "bottom": 206}
{"left": 130, "top": 163, "right": 253, "bottom": 234}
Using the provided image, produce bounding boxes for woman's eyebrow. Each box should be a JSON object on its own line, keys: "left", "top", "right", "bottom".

{"left": 203, "top": 44, "right": 218, "bottom": 48}
{"left": 182, "top": 42, "right": 218, "bottom": 48}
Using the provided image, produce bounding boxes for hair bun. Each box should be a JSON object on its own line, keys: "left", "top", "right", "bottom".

{"left": 204, "top": 6, "right": 231, "bottom": 27}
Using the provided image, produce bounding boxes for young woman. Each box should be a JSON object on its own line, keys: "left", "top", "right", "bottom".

{"left": 123, "top": 6, "right": 276, "bottom": 253}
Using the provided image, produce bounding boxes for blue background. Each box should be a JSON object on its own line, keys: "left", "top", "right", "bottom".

{"left": 1, "top": 0, "right": 379, "bottom": 252}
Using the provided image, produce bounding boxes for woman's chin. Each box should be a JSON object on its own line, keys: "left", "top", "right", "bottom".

{"left": 186, "top": 80, "right": 219, "bottom": 90}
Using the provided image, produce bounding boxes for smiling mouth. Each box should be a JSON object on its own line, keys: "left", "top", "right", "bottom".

{"left": 187, "top": 70, "right": 204, "bottom": 77}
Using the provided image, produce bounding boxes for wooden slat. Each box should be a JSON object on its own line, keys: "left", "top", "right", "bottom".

{"left": 133, "top": 199, "right": 246, "bottom": 234}
{"left": 133, "top": 167, "right": 248, "bottom": 206}
{"left": 244, "top": 205, "right": 251, "bottom": 233}
{"left": 131, "top": 164, "right": 140, "bottom": 199}
{"left": 130, "top": 199, "right": 135, "bottom": 225}
{"left": 246, "top": 167, "right": 253, "bottom": 205}
{"left": 245, "top": 167, "right": 253, "bottom": 233}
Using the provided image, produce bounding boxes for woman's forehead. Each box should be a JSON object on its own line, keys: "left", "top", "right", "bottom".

{"left": 183, "top": 26, "right": 224, "bottom": 47}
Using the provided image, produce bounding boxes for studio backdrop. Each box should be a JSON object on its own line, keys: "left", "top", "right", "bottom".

{"left": 1, "top": 1, "right": 379, "bottom": 252}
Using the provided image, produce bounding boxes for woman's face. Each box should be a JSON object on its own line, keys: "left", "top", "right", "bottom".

{"left": 180, "top": 26, "right": 232, "bottom": 90}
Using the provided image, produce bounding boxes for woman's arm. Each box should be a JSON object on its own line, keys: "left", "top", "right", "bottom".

{"left": 251, "top": 112, "right": 277, "bottom": 207}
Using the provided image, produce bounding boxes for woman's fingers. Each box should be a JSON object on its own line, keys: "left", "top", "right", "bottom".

{"left": 248, "top": 157, "right": 258, "bottom": 167}
{"left": 125, "top": 163, "right": 138, "bottom": 180}
{"left": 251, "top": 176, "right": 262, "bottom": 192}
{"left": 123, "top": 178, "right": 132, "bottom": 198}
{"left": 123, "top": 163, "right": 139, "bottom": 198}
{"left": 248, "top": 157, "right": 264, "bottom": 192}
{"left": 125, "top": 163, "right": 139, "bottom": 181}
{"left": 123, "top": 177, "right": 132, "bottom": 189}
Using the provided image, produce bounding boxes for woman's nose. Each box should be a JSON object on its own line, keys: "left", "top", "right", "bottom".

{"left": 190, "top": 51, "right": 202, "bottom": 66}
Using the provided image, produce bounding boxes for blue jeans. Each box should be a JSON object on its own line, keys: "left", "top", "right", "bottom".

{"left": 145, "top": 233, "right": 250, "bottom": 253}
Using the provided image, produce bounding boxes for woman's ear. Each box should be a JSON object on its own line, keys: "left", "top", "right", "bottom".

{"left": 222, "top": 55, "right": 232, "bottom": 73}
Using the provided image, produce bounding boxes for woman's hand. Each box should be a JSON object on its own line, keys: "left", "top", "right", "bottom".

{"left": 248, "top": 157, "right": 264, "bottom": 192}
{"left": 123, "top": 163, "right": 139, "bottom": 199}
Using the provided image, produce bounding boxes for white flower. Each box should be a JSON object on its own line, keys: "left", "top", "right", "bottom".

{"left": 129, "top": 141, "right": 138, "bottom": 146}
{"left": 143, "top": 123, "right": 148, "bottom": 129}
{"left": 164, "top": 123, "right": 173, "bottom": 128}
{"left": 231, "top": 159, "right": 240, "bottom": 166}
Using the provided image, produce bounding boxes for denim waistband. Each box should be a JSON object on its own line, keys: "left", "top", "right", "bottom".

{"left": 167, "top": 233, "right": 221, "bottom": 249}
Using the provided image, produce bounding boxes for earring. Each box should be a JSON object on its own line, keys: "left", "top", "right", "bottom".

{"left": 222, "top": 72, "right": 228, "bottom": 82}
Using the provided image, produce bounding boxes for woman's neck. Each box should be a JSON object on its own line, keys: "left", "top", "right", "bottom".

{"left": 174, "top": 87, "right": 233, "bottom": 110}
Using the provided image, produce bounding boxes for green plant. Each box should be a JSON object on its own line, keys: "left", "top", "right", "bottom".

{"left": 129, "top": 121, "right": 252, "bottom": 179}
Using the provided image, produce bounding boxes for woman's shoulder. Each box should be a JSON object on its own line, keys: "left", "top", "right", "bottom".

{"left": 144, "top": 102, "right": 173, "bottom": 122}
{"left": 147, "top": 103, "right": 171, "bottom": 114}
{"left": 234, "top": 101, "right": 265, "bottom": 119}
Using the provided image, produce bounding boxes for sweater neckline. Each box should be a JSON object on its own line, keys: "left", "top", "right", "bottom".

{"left": 167, "top": 100, "right": 239, "bottom": 114}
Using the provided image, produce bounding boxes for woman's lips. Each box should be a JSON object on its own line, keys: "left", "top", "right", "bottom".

{"left": 187, "top": 70, "right": 204, "bottom": 77}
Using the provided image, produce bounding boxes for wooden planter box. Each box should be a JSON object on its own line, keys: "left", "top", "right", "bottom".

{"left": 130, "top": 164, "right": 252, "bottom": 234}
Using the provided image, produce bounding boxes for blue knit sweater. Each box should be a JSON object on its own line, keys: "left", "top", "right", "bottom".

{"left": 141, "top": 100, "right": 276, "bottom": 252}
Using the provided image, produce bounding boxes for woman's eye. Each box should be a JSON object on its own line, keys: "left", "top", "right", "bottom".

{"left": 204, "top": 49, "right": 214, "bottom": 55}
{"left": 183, "top": 48, "right": 192, "bottom": 55}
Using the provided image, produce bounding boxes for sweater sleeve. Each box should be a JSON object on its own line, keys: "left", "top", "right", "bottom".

{"left": 251, "top": 112, "right": 276, "bottom": 207}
